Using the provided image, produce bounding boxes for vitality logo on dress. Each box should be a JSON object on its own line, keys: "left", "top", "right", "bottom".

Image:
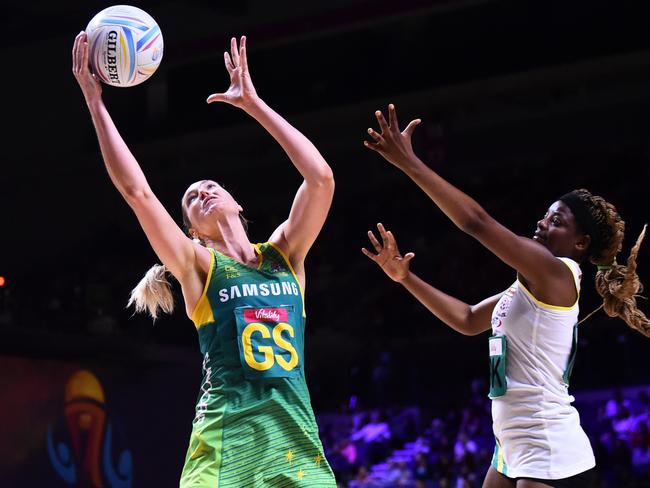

{"left": 244, "top": 308, "right": 288, "bottom": 322}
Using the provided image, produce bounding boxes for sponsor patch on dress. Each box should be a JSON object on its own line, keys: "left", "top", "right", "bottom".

{"left": 243, "top": 307, "right": 289, "bottom": 323}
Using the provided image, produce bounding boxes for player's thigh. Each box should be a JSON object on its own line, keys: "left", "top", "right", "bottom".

{"left": 483, "top": 466, "right": 516, "bottom": 488}
{"left": 516, "top": 480, "right": 553, "bottom": 488}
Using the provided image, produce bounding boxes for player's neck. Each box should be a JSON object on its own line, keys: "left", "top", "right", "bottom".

{"left": 206, "top": 221, "right": 256, "bottom": 267}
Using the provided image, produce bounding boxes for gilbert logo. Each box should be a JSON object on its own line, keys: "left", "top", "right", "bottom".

{"left": 105, "top": 31, "right": 119, "bottom": 83}
{"left": 244, "top": 307, "right": 288, "bottom": 323}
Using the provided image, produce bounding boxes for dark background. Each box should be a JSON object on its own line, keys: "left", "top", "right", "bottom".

{"left": 1, "top": 0, "right": 650, "bottom": 485}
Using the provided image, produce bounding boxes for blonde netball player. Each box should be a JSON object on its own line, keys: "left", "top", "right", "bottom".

{"left": 73, "top": 32, "right": 336, "bottom": 487}
{"left": 362, "top": 104, "right": 649, "bottom": 488}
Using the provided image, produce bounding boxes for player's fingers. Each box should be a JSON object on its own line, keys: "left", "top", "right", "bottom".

{"left": 367, "top": 128, "right": 383, "bottom": 142}
{"left": 385, "top": 230, "right": 400, "bottom": 252}
{"left": 363, "top": 140, "right": 382, "bottom": 152}
{"left": 361, "top": 248, "right": 379, "bottom": 262}
{"left": 81, "top": 38, "right": 90, "bottom": 73}
{"left": 388, "top": 103, "right": 399, "bottom": 130}
{"left": 224, "top": 52, "right": 234, "bottom": 74}
{"left": 240, "top": 36, "right": 248, "bottom": 71}
{"left": 376, "top": 223, "right": 392, "bottom": 247}
{"left": 403, "top": 119, "right": 422, "bottom": 138}
{"left": 72, "top": 34, "right": 79, "bottom": 70}
{"left": 206, "top": 93, "right": 227, "bottom": 104}
{"left": 367, "top": 230, "right": 383, "bottom": 252}
{"left": 230, "top": 37, "right": 240, "bottom": 66}
{"left": 73, "top": 32, "right": 86, "bottom": 73}
{"left": 375, "top": 110, "right": 389, "bottom": 132}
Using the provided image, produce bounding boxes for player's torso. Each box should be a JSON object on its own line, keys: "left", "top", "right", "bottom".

{"left": 490, "top": 261, "right": 580, "bottom": 395}
{"left": 193, "top": 242, "right": 306, "bottom": 387}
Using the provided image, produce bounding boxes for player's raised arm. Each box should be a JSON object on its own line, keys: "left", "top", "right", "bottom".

{"left": 72, "top": 32, "right": 207, "bottom": 317}
{"left": 362, "top": 223, "right": 496, "bottom": 335}
{"left": 206, "top": 36, "right": 334, "bottom": 287}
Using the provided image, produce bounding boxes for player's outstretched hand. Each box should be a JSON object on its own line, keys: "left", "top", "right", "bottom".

{"left": 207, "top": 35, "right": 259, "bottom": 110}
{"left": 363, "top": 104, "right": 422, "bottom": 171}
{"left": 362, "top": 223, "right": 415, "bottom": 282}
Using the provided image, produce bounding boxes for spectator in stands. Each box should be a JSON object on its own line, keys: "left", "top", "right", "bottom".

{"left": 370, "top": 351, "right": 393, "bottom": 407}
{"left": 631, "top": 420, "right": 650, "bottom": 477}
{"left": 603, "top": 387, "right": 632, "bottom": 421}
{"left": 435, "top": 453, "right": 453, "bottom": 483}
{"left": 362, "top": 104, "right": 649, "bottom": 487}
{"left": 452, "top": 464, "right": 475, "bottom": 488}
{"left": 351, "top": 409, "right": 392, "bottom": 466}
{"left": 349, "top": 465, "right": 377, "bottom": 488}
{"left": 458, "top": 407, "right": 482, "bottom": 439}
{"left": 327, "top": 439, "right": 358, "bottom": 486}
{"left": 611, "top": 403, "right": 635, "bottom": 442}
{"left": 437, "top": 477, "right": 451, "bottom": 488}
{"left": 632, "top": 390, "right": 650, "bottom": 419}
{"left": 453, "top": 431, "right": 478, "bottom": 465}
{"left": 413, "top": 452, "right": 433, "bottom": 488}
{"left": 426, "top": 417, "right": 448, "bottom": 451}
{"left": 602, "top": 434, "right": 633, "bottom": 486}
{"left": 385, "top": 460, "right": 408, "bottom": 486}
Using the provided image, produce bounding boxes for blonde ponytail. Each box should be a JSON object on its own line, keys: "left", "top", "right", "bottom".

{"left": 127, "top": 264, "right": 175, "bottom": 320}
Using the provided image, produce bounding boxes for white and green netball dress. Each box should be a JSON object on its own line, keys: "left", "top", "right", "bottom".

{"left": 488, "top": 257, "right": 595, "bottom": 479}
{"left": 179, "top": 242, "right": 336, "bottom": 487}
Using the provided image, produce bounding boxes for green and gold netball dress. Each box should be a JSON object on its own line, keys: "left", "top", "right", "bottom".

{"left": 179, "top": 242, "right": 336, "bottom": 488}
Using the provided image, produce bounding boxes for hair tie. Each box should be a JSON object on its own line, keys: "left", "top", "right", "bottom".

{"left": 597, "top": 264, "right": 613, "bottom": 271}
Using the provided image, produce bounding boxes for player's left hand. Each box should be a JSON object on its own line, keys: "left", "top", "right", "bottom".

{"left": 362, "top": 223, "right": 415, "bottom": 282}
{"left": 207, "top": 36, "right": 259, "bottom": 109}
{"left": 364, "top": 104, "right": 421, "bottom": 171}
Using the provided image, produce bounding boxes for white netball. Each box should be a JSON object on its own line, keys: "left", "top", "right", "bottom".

{"left": 85, "top": 5, "right": 164, "bottom": 87}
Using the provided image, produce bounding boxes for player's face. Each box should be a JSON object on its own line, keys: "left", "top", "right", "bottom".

{"left": 182, "top": 180, "right": 242, "bottom": 229}
{"left": 533, "top": 201, "right": 587, "bottom": 258}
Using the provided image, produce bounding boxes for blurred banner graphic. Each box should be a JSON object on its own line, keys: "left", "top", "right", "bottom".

{"left": 0, "top": 355, "right": 198, "bottom": 488}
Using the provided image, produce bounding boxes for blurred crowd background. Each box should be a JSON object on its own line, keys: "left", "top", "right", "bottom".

{"left": 2, "top": 0, "right": 650, "bottom": 486}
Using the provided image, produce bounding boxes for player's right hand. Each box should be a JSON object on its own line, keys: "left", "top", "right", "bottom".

{"left": 362, "top": 223, "right": 415, "bottom": 282}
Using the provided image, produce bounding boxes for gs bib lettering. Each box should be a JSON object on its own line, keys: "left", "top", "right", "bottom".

{"left": 235, "top": 305, "right": 301, "bottom": 379}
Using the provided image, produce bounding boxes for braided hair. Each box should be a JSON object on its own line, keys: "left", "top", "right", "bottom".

{"left": 560, "top": 189, "right": 649, "bottom": 336}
